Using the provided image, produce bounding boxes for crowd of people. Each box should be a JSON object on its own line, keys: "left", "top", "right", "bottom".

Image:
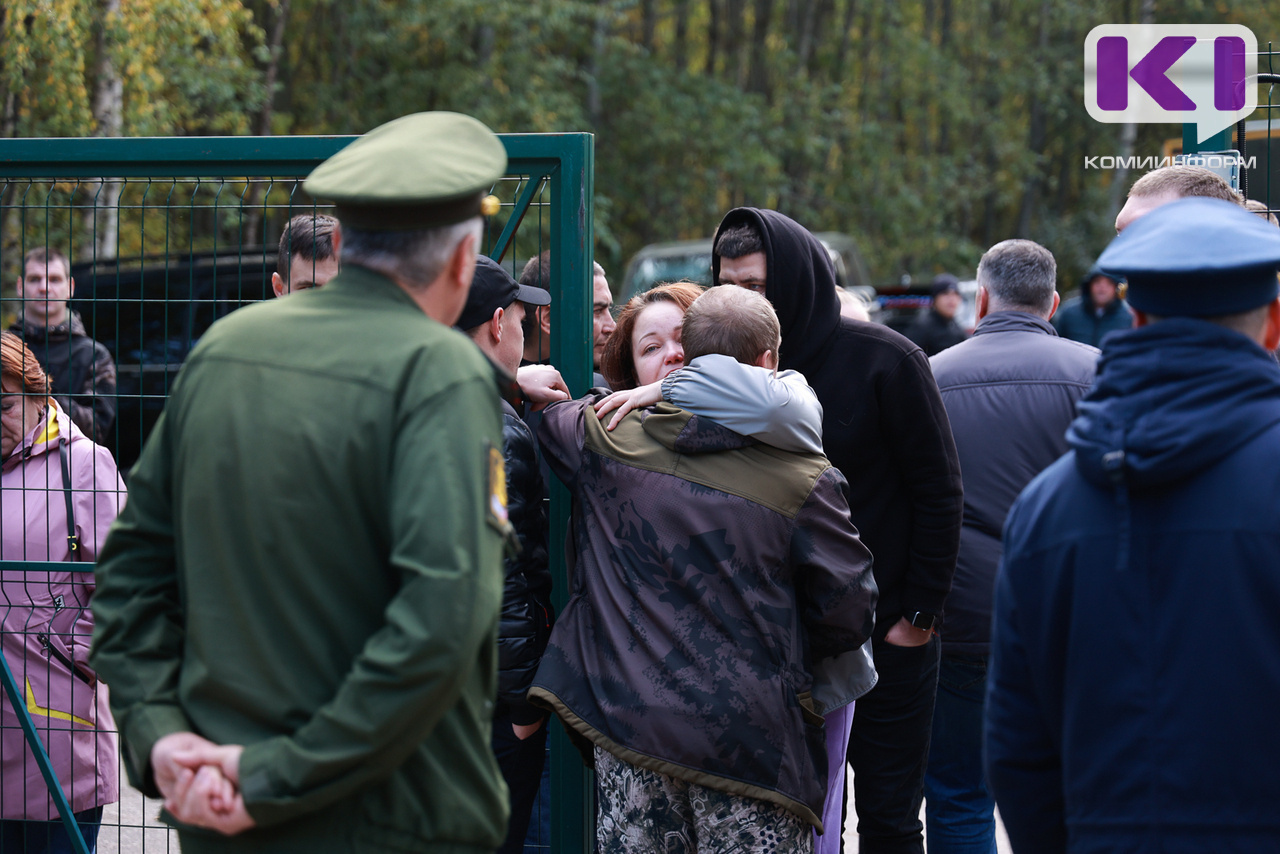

{"left": 0, "top": 109, "right": 1277, "bottom": 854}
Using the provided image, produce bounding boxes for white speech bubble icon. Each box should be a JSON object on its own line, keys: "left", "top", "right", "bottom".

{"left": 1084, "top": 24, "right": 1257, "bottom": 145}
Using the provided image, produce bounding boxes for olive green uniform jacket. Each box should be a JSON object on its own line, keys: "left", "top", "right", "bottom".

{"left": 90, "top": 267, "right": 509, "bottom": 853}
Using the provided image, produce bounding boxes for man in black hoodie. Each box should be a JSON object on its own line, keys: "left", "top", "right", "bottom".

{"left": 713, "top": 208, "right": 963, "bottom": 854}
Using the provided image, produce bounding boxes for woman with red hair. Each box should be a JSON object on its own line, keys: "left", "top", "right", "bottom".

{"left": 0, "top": 331, "right": 125, "bottom": 853}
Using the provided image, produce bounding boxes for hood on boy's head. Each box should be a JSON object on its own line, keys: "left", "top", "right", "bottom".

{"left": 711, "top": 208, "right": 839, "bottom": 371}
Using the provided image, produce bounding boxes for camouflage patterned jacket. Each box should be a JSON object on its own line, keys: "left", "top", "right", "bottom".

{"left": 530, "top": 397, "right": 877, "bottom": 830}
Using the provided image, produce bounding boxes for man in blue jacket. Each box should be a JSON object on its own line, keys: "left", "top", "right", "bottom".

{"left": 1049, "top": 266, "right": 1133, "bottom": 347}
{"left": 927, "top": 239, "right": 1097, "bottom": 853}
{"left": 986, "top": 197, "right": 1280, "bottom": 853}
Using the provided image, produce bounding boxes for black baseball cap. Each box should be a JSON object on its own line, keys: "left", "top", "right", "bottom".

{"left": 457, "top": 255, "right": 551, "bottom": 331}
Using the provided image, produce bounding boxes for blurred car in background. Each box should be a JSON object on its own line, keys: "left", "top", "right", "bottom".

{"left": 875, "top": 278, "right": 979, "bottom": 335}
{"left": 70, "top": 250, "right": 274, "bottom": 470}
{"left": 620, "top": 232, "right": 873, "bottom": 302}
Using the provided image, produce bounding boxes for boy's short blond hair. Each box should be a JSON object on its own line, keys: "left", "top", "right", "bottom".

{"left": 683, "top": 287, "right": 781, "bottom": 366}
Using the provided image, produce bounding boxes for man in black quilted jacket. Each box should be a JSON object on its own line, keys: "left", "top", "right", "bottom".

{"left": 12, "top": 247, "right": 117, "bottom": 446}
{"left": 458, "top": 255, "right": 556, "bottom": 854}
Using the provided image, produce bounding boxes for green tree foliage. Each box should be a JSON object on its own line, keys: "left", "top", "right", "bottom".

{"left": 1, "top": 0, "right": 264, "bottom": 138}
{"left": 1, "top": 0, "right": 266, "bottom": 275}
{"left": 4, "top": 0, "right": 1280, "bottom": 286}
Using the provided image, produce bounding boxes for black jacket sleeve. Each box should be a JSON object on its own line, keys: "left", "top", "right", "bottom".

{"left": 880, "top": 349, "right": 964, "bottom": 617}
{"left": 496, "top": 409, "right": 554, "bottom": 724}
{"left": 58, "top": 338, "right": 117, "bottom": 446}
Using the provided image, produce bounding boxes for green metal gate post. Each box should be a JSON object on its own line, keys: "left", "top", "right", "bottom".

{"left": 0, "top": 130, "right": 595, "bottom": 851}
{"left": 1182, "top": 126, "right": 1233, "bottom": 155}
{"left": 547, "top": 131, "right": 595, "bottom": 854}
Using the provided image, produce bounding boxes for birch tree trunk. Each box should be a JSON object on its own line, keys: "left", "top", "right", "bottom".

{"left": 242, "top": 0, "right": 290, "bottom": 249}
{"left": 1107, "top": 0, "right": 1155, "bottom": 221}
{"left": 86, "top": 0, "right": 123, "bottom": 261}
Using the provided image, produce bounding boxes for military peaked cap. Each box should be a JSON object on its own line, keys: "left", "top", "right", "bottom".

{"left": 1097, "top": 197, "right": 1280, "bottom": 317}
{"left": 304, "top": 112, "right": 507, "bottom": 231}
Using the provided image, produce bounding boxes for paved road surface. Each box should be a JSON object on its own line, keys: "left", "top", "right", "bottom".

{"left": 94, "top": 769, "right": 1014, "bottom": 853}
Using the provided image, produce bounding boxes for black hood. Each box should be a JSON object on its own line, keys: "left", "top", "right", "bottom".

{"left": 711, "top": 208, "right": 839, "bottom": 372}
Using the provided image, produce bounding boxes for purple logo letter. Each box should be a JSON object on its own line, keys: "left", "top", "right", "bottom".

{"left": 1215, "top": 36, "right": 1246, "bottom": 111}
{"left": 1130, "top": 36, "right": 1197, "bottom": 110}
{"left": 1097, "top": 36, "right": 1129, "bottom": 110}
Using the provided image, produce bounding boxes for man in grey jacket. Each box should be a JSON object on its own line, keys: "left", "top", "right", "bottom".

{"left": 924, "top": 239, "right": 1098, "bottom": 853}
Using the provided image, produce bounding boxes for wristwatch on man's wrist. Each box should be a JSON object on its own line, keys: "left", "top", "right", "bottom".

{"left": 906, "top": 611, "right": 939, "bottom": 633}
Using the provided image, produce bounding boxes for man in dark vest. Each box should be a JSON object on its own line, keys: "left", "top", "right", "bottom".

{"left": 926, "top": 239, "right": 1097, "bottom": 852}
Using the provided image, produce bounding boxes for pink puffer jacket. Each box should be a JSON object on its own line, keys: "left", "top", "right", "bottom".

{"left": 0, "top": 401, "right": 125, "bottom": 819}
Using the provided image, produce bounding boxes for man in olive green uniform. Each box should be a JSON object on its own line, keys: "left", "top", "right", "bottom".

{"left": 90, "top": 112, "right": 513, "bottom": 852}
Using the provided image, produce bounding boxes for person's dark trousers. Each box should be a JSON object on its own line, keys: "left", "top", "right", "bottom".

{"left": 923, "top": 654, "right": 997, "bottom": 854}
{"left": 492, "top": 711, "right": 550, "bottom": 854}
{"left": 0, "top": 806, "right": 103, "bottom": 854}
{"left": 521, "top": 750, "right": 551, "bottom": 852}
{"left": 845, "top": 634, "right": 941, "bottom": 854}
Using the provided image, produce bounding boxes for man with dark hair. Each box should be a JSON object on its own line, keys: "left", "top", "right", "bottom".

{"left": 271, "top": 213, "right": 340, "bottom": 297}
{"left": 457, "top": 256, "right": 555, "bottom": 854}
{"left": 1114, "top": 163, "right": 1241, "bottom": 233}
{"left": 518, "top": 251, "right": 615, "bottom": 376}
{"left": 904, "top": 274, "right": 968, "bottom": 356}
{"left": 714, "top": 208, "right": 963, "bottom": 854}
{"left": 11, "top": 246, "right": 117, "bottom": 445}
{"left": 925, "top": 239, "right": 1097, "bottom": 853}
{"left": 91, "top": 112, "right": 515, "bottom": 851}
{"left": 518, "top": 251, "right": 554, "bottom": 364}
{"left": 987, "top": 198, "right": 1280, "bottom": 853}
{"left": 1051, "top": 266, "right": 1134, "bottom": 347}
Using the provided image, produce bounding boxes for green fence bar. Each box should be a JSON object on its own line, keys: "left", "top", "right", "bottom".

{"left": 0, "top": 129, "right": 595, "bottom": 852}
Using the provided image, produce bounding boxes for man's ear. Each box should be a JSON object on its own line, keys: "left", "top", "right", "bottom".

{"left": 271, "top": 272, "right": 287, "bottom": 298}
{"left": 1046, "top": 291, "right": 1061, "bottom": 321}
{"left": 539, "top": 304, "right": 552, "bottom": 335}
{"left": 490, "top": 307, "right": 505, "bottom": 344}
{"left": 68, "top": 277, "right": 75, "bottom": 299}
{"left": 331, "top": 224, "right": 342, "bottom": 257}
{"left": 446, "top": 232, "right": 479, "bottom": 295}
{"left": 976, "top": 287, "right": 989, "bottom": 320}
{"left": 1263, "top": 297, "right": 1280, "bottom": 351}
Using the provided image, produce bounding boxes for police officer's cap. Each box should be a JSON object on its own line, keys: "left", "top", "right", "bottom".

{"left": 1096, "top": 197, "right": 1280, "bottom": 317}
{"left": 457, "top": 255, "right": 551, "bottom": 332}
{"left": 304, "top": 112, "right": 507, "bottom": 231}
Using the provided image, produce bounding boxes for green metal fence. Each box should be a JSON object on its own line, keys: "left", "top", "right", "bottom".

{"left": 0, "top": 131, "right": 595, "bottom": 853}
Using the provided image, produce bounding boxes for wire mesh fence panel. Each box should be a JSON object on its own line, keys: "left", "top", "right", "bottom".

{"left": 0, "top": 132, "right": 595, "bottom": 854}
{"left": 1246, "top": 43, "right": 1280, "bottom": 218}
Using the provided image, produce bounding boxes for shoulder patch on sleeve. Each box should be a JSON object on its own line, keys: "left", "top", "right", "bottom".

{"left": 487, "top": 441, "right": 508, "bottom": 529}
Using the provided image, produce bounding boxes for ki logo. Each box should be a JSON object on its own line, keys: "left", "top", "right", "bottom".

{"left": 1084, "top": 25, "right": 1258, "bottom": 144}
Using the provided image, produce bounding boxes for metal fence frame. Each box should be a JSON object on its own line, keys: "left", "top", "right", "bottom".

{"left": 0, "top": 131, "right": 596, "bottom": 854}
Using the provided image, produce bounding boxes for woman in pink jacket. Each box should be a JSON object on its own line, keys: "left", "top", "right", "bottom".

{"left": 0, "top": 332, "right": 125, "bottom": 853}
